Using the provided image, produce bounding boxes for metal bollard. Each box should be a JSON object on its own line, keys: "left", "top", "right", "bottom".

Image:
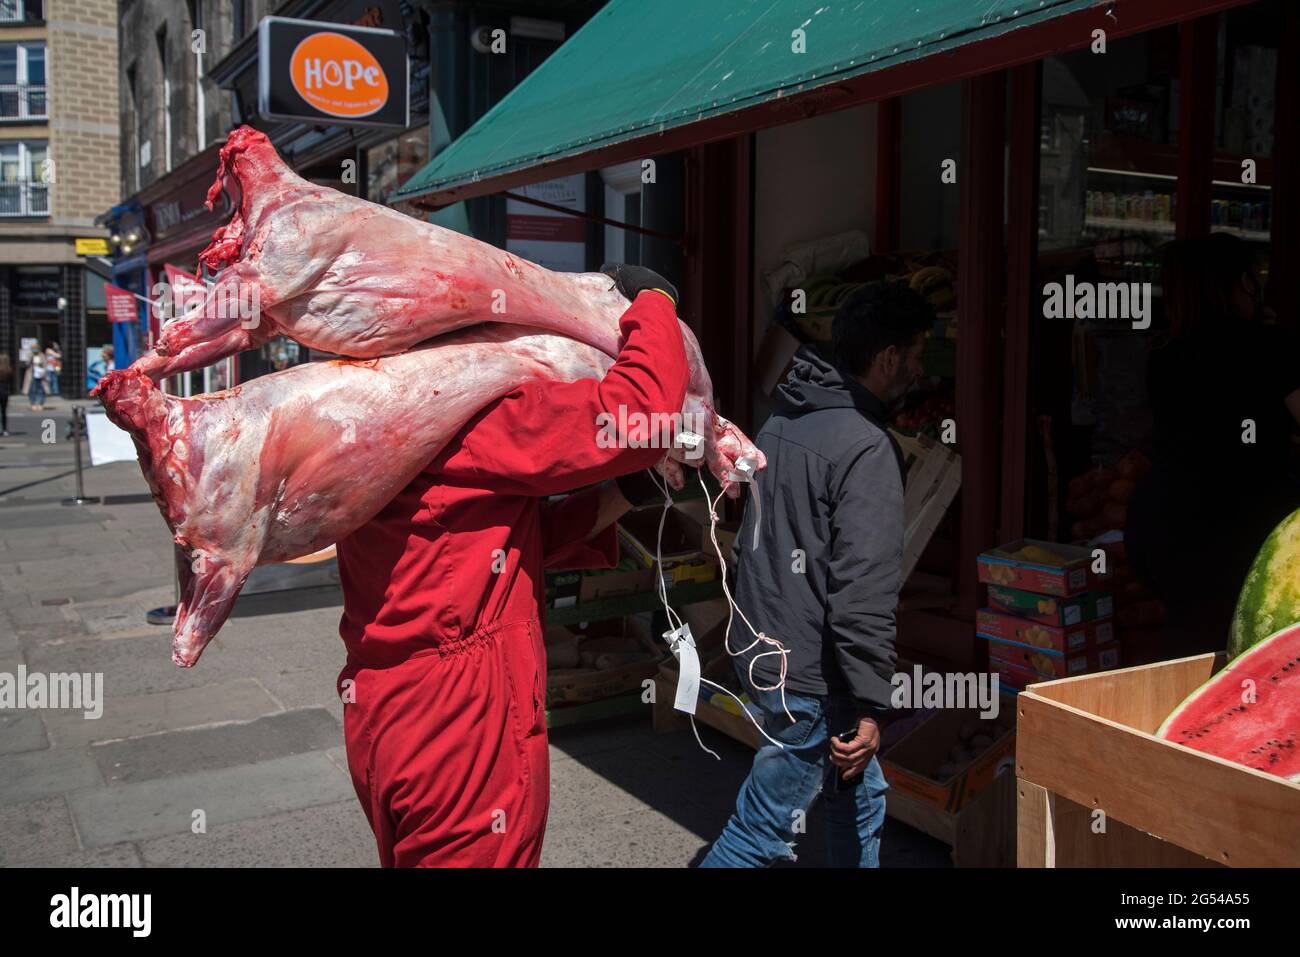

{"left": 61, "top": 406, "right": 102, "bottom": 506}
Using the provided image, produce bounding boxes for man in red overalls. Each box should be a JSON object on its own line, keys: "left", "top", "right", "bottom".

{"left": 335, "top": 265, "right": 688, "bottom": 867}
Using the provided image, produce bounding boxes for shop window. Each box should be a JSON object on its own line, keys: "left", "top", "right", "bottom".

{"left": 365, "top": 126, "right": 430, "bottom": 216}
{"left": 1210, "top": 2, "right": 1281, "bottom": 258}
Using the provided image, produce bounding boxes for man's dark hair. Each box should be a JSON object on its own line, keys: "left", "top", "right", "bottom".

{"left": 831, "top": 281, "right": 934, "bottom": 377}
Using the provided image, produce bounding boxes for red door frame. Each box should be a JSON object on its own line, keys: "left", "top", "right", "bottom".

{"left": 682, "top": 136, "right": 756, "bottom": 438}
{"left": 873, "top": 98, "right": 902, "bottom": 254}
{"left": 1000, "top": 62, "right": 1043, "bottom": 547}
{"left": 956, "top": 72, "right": 1007, "bottom": 622}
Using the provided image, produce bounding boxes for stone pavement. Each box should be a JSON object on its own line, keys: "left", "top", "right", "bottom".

{"left": 0, "top": 399, "right": 950, "bottom": 868}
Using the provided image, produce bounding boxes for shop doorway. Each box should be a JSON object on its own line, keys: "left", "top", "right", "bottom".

{"left": 14, "top": 317, "right": 58, "bottom": 394}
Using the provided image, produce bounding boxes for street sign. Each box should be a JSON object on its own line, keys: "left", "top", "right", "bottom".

{"left": 258, "top": 16, "right": 408, "bottom": 129}
{"left": 75, "top": 238, "right": 111, "bottom": 256}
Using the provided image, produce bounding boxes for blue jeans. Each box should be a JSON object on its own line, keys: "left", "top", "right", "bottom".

{"left": 700, "top": 676, "right": 888, "bottom": 868}
{"left": 28, "top": 379, "right": 45, "bottom": 406}
{"left": 46, "top": 369, "right": 59, "bottom": 395}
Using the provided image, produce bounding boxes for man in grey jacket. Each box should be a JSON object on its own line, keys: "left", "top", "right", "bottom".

{"left": 700, "top": 281, "right": 931, "bottom": 868}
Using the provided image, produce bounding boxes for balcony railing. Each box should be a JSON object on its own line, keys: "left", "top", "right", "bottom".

{"left": 0, "top": 180, "right": 49, "bottom": 216}
{"left": 0, "top": 83, "right": 46, "bottom": 119}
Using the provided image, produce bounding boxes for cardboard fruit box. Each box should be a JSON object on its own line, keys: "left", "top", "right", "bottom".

{"left": 1017, "top": 654, "right": 1300, "bottom": 866}
{"left": 986, "top": 635, "right": 1121, "bottom": 680}
{"left": 545, "top": 618, "right": 664, "bottom": 706}
{"left": 977, "top": 608, "right": 1115, "bottom": 656}
{"left": 880, "top": 698, "right": 1017, "bottom": 815}
{"left": 977, "top": 539, "right": 1096, "bottom": 597}
{"left": 617, "top": 508, "right": 720, "bottom": 587}
{"left": 987, "top": 585, "right": 1114, "bottom": 627}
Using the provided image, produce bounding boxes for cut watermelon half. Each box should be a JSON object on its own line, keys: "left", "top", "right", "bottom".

{"left": 1157, "top": 622, "right": 1300, "bottom": 782}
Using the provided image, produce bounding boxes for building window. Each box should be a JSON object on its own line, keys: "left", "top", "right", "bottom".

{"left": 156, "top": 26, "right": 171, "bottom": 172}
{"left": 0, "top": 140, "right": 49, "bottom": 216}
{"left": 189, "top": 0, "right": 206, "bottom": 151}
{"left": 0, "top": 1, "right": 44, "bottom": 24}
{"left": 0, "top": 42, "right": 47, "bottom": 119}
{"left": 126, "top": 63, "right": 141, "bottom": 192}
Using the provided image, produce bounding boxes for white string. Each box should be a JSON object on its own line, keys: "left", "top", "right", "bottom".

{"left": 642, "top": 464, "right": 787, "bottom": 752}
{"left": 699, "top": 467, "right": 796, "bottom": 727}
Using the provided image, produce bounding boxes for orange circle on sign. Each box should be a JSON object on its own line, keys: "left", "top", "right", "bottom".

{"left": 289, "top": 32, "right": 389, "bottom": 119}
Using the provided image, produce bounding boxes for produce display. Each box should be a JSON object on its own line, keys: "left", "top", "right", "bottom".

{"left": 1064, "top": 449, "right": 1149, "bottom": 541}
{"left": 978, "top": 540, "right": 1117, "bottom": 689}
{"left": 1156, "top": 621, "right": 1300, "bottom": 782}
{"left": 1065, "top": 450, "right": 1165, "bottom": 645}
{"left": 1156, "top": 509, "right": 1300, "bottom": 782}
{"left": 930, "top": 716, "right": 1014, "bottom": 782}
{"left": 94, "top": 127, "right": 764, "bottom": 668}
{"left": 1229, "top": 507, "right": 1300, "bottom": 660}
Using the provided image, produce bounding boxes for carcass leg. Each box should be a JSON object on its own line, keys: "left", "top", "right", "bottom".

{"left": 136, "top": 318, "right": 271, "bottom": 382}
{"left": 138, "top": 265, "right": 268, "bottom": 380}
{"left": 172, "top": 546, "right": 255, "bottom": 667}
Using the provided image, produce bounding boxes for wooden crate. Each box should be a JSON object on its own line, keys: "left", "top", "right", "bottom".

{"left": 1016, "top": 653, "right": 1300, "bottom": 867}
{"left": 890, "top": 429, "right": 962, "bottom": 582}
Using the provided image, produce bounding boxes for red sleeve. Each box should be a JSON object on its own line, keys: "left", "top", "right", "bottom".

{"left": 437, "top": 290, "right": 690, "bottom": 497}
{"left": 538, "top": 488, "right": 620, "bottom": 571}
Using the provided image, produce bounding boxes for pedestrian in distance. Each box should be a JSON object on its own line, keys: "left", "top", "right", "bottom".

{"left": 0, "top": 352, "right": 12, "bottom": 435}
{"left": 45, "top": 342, "right": 62, "bottom": 395}
{"left": 28, "top": 347, "right": 46, "bottom": 411}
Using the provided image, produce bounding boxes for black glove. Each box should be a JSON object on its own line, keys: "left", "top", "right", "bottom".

{"left": 601, "top": 263, "right": 678, "bottom": 306}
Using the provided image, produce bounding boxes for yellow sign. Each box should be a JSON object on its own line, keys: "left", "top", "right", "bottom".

{"left": 75, "top": 238, "right": 111, "bottom": 256}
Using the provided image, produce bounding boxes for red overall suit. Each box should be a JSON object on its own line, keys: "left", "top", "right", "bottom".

{"left": 335, "top": 291, "right": 688, "bottom": 867}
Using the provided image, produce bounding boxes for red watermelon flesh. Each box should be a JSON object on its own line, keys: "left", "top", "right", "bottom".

{"left": 1156, "top": 622, "right": 1300, "bottom": 782}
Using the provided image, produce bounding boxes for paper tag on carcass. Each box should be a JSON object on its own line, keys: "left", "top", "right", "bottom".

{"left": 675, "top": 430, "right": 704, "bottom": 460}
{"left": 664, "top": 624, "right": 700, "bottom": 715}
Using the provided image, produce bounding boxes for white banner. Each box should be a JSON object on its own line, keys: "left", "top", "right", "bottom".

{"left": 84, "top": 407, "right": 137, "bottom": 467}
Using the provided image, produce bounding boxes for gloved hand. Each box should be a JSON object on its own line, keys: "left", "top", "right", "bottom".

{"left": 601, "top": 263, "right": 678, "bottom": 307}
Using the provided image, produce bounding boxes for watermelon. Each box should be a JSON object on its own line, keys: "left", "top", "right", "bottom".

{"left": 1156, "top": 622, "right": 1300, "bottom": 782}
{"left": 1230, "top": 508, "right": 1300, "bottom": 660}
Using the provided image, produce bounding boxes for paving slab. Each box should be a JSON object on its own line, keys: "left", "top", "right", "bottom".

{"left": 541, "top": 803, "right": 711, "bottom": 868}
{"left": 0, "top": 508, "right": 102, "bottom": 530}
{"left": 20, "top": 844, "right": 143, "bottom": 868}
{"left": 40, "top": 678, "right": 280, "bottom": 749}
{"left": 91, "top": 708, "right": 343, "bottom": 784}
{"left": 138, "top": 799, "right": 376, "bottom": 868}
{"left": 0, "top": 711, "right": 49, "bottom": 755}
{"left": 68, "top": 751, "right": 355, "bottom": 848}
{"left": 0, "top": 747, "right": 102, "bottom": 805}
{"left": 0, "top": 797, "right": 80, "bottom": 865}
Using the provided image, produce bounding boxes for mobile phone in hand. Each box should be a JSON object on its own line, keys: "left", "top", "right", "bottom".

{"left": 833, "top": 728, "right": 865, "bottom": 791}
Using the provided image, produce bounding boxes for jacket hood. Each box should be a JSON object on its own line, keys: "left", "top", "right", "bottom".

{"left": 776, "top": 344, "right": 888, "bottom": 420}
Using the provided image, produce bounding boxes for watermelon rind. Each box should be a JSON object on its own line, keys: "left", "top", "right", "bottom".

{"left": 1230, "top": 508, "right": 1300, "bottom": 660}
{"left": 1157, "top": 622, "right": 1300, "bottom": 783}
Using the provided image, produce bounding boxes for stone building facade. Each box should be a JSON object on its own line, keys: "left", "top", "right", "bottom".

{"left": 0, "top": 0, "right": 120, "bottom": 401}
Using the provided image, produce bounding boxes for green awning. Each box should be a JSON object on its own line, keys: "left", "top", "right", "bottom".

{"left": 394, "top": 0, "right": 1095, "bottom": 204}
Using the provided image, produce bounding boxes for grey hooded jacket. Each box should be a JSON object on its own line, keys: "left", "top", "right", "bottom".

{"left": 728, "top": 345, "right": 904, "bottom": 719}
